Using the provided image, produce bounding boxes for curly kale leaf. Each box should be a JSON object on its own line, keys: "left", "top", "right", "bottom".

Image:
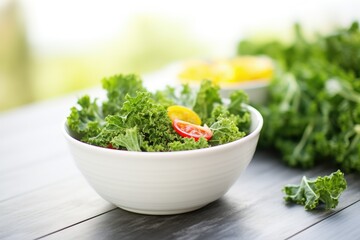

{"left": 193, "top": 80, "right": 222, "bottom": 122}
{"left": 66, "top": 95, "right": 104, "bottom": 142}
{"left": 86, "top": 114, "right": 125, "bottom": 147}
{"left": 102, "top": 74, "right": 145, "bottom": 116}
{"left": 326, "top": 22, "right": 360, "bottom": 78}
{"left": 89, "top": 91, "right": 182, "bottom": 151}
{"left": 111, "top": 127, "right": 142, "bottom": 152}
{"left": 168, "top": 137, "right": 209, "bottom": 151}
{"left": 228, "top": 90, "right": 249, "bottom": 111}
{"left": 228, "top": 90, "right": 251, "bottom": 133}
{"left": 210, "top": 117, "right": 246, "bottom": 146}
{"left": 204, "top": 89, "right": 251, "bottom": 145}
{"left": 120, "top": 92, "right": 181, "bottom": 149}
{"left": 283, "top": 170, "right": 347, "bottom": 210}
{"left": 153, "top": 84, "right": 195, "bottom": 108}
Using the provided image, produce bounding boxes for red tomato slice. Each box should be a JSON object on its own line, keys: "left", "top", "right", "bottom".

{"left": 173, "top": 119, "right": 212, "bottom": 141}
{"left": 107, "top": 143, "right": 115, "bottom": 149}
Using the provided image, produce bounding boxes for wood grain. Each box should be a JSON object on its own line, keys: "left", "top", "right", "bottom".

{"left": 0, "top": 176, "right": 115, "bottom": 240}
{"left": 37, "top": 153, "right": 360, "bottom": 240}
{"left": 0, "top": 96, "right": 76, "bottom": 172}
{"left": 0, "top": 152, "right": 79, "bottom": 201}
{"left": 289, "top": 200, "right": 360, "bottom": 239}
{"left": 0, "top": 93, "right": 90, "bottom": 201}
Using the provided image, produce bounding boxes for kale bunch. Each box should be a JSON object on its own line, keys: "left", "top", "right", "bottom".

{"left": 238, "top": 22, "right": 360, "bottom": 172}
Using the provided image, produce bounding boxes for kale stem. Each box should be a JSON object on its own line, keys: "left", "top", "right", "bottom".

{"left": 326, "top": 78, "right": 360, "bottom": 103}
{"left": 293, "top": 121, "right": 315, "bottom": 159}
{"left": 339, "top": 90, "right": 360, "bottom": 103}
{"left": 280, "top": 74, "right": 301, "bottom": 112}
{"left": 348, "top": 129, "right": 360, "bottom": 153}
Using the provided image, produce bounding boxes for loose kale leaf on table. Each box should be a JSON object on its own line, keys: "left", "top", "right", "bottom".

{"left": 282, "top": 170, "right": 347, "bottom": 210}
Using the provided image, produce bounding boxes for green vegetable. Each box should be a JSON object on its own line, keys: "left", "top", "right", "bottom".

{"left": 153, "top": 84, "right": 195, "bottom": 108}
{"left": 102, "top": 74, "right": 146, "bottom": 116}
{"left": 67, "top": 95, "right": 104, "bottom": 142}
{"left": 168, "top": 137, "right": 209, "bottom": 151}
{"left": 238, "top": 22, "right": 360, "bottom": 173}
{"left": 193, "top": 80, "right": 222, "bottom": 123}
{"left": 325, "top": 22, "right": 360, "bottom": 77}
{"left": 283, "top": 170, "right": 347, "bottom": 210}
{"left": 210, "top": 117, "right": 246, "bottom": 146}
{"left": 111, "top": 127, "right": 142, "bottom": 152}
{"left": 67, "top": 74, "right": 251, "bottom": 152}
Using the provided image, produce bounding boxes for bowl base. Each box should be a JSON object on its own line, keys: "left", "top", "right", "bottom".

{"left": 117, "top": 204, "right": 208, "bottom": 215}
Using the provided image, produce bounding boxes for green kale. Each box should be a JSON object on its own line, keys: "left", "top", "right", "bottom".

{"left": 67, "top": 73, "right": 252, "bottom": 152}
{"left": 238, "top": 21, "right": 360, "bottom": 172}
{"left": 153, "top": 84, "right": 195, "bottom": 108}
{"left": 168, "top": 137, "right": 209, "bottom": 151}
{"left": 210, "top": 116, "right": 246, "bottom": 146}
{"left": 111, "top": 127, "right": 142, "bottom": 152}
{"left": 120, "top": 91, "right": 180, "bottom": 150}
{"left": 102, "top": 74, "right": 145, "bottom": 116}
{"left": 193, "top": 80, "right": 222, "bottom": 122}
{"left": 87, "top": 114, "right": 125, "bottom": 147}
{"left": 228, "top": 90, "right": 251, "bottom": 133}
{"left": 325, "top": 22, "right": 360, "bottom": 77}
{"left": 66, "top": 95, "right": 104, "bottom": 142}
{"left": 154, "top": 79, "right": 251, "bottom": 146}
{"left": 283, "top": 170, "right": 347, "bottom": 210}
{"left": 88, "top": 91, "right": 181, "bottom": 151}
{"left": 202, "top": 89, "right": 250, "bottom": 145}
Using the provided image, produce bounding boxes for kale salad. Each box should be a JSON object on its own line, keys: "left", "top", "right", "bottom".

{"left": 66, "top": 74, "right": 251, "bottom": 152}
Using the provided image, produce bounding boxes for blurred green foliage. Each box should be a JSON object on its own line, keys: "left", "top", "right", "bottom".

{"left": 0, "top": 3, "right": 207, "bottom": 111}
{"left": 0, "top": 1, "right": 32, "bottom": 110}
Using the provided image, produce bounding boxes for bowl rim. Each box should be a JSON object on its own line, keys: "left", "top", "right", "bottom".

{"left": 62, "top": 104, "right": 263, "bottom": 157}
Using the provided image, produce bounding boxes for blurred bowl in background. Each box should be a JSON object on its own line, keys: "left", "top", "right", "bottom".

{"left": 218, "top": 79, "right": 269, "bottom": 104}
{"left": 178, "top": 56, "right": 273, "bottom": 104}
{"left": 145, "top": 56, "right": 273, "bottom": 104}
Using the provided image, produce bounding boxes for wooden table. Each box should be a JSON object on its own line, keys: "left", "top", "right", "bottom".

{"left": 1, "top": 84, "right": 360, "bottom": 240}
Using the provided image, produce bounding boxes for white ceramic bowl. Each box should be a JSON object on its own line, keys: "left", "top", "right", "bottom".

{"left": 218, "top": 80, "right": 269, "bottom": 104}
{"left": 62, "top": 105, "right": 263, "bottom": 215}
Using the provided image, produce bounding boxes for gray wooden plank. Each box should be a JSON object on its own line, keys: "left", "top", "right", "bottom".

{"left": 0, "top": 123, "right": 68, "bottom": 173}
{"left": 0, "top": 176, "right": 115, "bottom": 240}
{"left": 0, "top": 90, "right": 95, "bottom": 200}
{"left": 0, "top": 88, "right": 102, "bottom": 172}
{"left": 0, "top": 111, "right": 81, "bottom": 201}
{"left": 38, "top": 152, "right": 360, "bottom": 240}
{"left": 0, "top": 96, "right": 77, "bottom": 171}
{"left": 289, "top": 200, "right": 360, "bottom": 240}
{"left": 0, "top": 152, "right": 79, "bottom": 201}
